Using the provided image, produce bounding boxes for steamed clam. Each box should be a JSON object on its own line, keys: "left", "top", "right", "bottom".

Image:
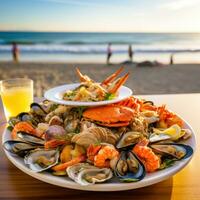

{"left": 115, "top": 151, "right": 145, "bottom": 182}
{"left": 24, "top": 149, "right": 59, "bottom": 172}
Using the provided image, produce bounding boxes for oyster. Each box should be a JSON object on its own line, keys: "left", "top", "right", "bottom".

{"left": 116, "top": 131, "right": 143, "bottom": 149}
{"left": 151, "top": 143, "right": 193, "bottom": 159}
{"left": 3, "top": 140, "right": 38, "bottom": 157}
{"left": 115, "top": 151, "right": 145, "bottom": 182}
{"left": 17, "top": 131, "right": 45, "bottom": 146}
{"left": 24, "top": 149, "right": 59, "bottom": 172}
{"left": 71, "top": 127, "right": 118, "bottom": 148}
{"left": 67, "top": 163, "right": 112, "bottom": 185}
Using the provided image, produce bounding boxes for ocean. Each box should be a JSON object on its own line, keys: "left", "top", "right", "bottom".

{"left": 0, "top": 32, "right": 200, "bottom": 63}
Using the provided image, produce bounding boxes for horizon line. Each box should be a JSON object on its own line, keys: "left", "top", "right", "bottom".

{"left": 0, "top": 30, "right": 200, "bottom": 34}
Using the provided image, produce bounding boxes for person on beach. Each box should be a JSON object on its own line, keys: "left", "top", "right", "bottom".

{"left": 12, "top": 42, "right": 19, "bottom": 63}
{"left": 170, "top": 54, "right": 174, "bottom": 65}
{"left": 106, "top": 43, "right": 112, "bottom": 65}
{"left": 128, "top": 45, "right": 133, "bottom": 62}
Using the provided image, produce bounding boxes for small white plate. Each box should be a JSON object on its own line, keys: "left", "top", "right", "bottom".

{"left": 2, "top": 118, "right": 196, "bottom": 191}
{"left": 44, "top": 83, "right": 132, "bottom": 106}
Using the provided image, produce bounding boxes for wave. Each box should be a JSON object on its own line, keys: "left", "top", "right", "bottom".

{"left": 1, "top": 44, "right": 200, "bottom": 54}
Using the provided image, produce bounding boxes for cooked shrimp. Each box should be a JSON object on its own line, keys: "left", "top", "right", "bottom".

{"left": 87, "top": 144, "right": 102, "bottom": 162}
{"left": 133, "top": 139, "right": 160, "bottom": 172}
{"left": 94, "top": 145, "right": 119, "bottom": 168}
{"left": 11, "top": 121, "right": 38, "bottom": 140}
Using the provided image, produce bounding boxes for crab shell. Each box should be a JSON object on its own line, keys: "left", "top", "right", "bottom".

{"left": 83, "top": 105, "right": 135, "bottom": 127}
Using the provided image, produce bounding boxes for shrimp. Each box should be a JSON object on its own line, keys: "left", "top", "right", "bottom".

{"left": 87, "top": 144, "right": 102, "bottom": 162}
{"left": 11, "top": 121, "right": 38, "bottom": 140}
{"left": 94, "top": 145, "right": 119, "bottom": 168}
{"left": 133, "top": 139, "right": 160, "bottom": 172}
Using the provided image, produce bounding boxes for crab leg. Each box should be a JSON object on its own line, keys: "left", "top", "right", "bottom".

{"left": 101, "top": 66, "right": 124, "bottom": 86}
{"left": 76, "top": 68, "right": 92, "bottom": 82}
{"left": 108, "top": 73, "right": 130, "bottom": 94}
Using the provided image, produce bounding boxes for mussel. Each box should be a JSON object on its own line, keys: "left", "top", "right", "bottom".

{"left": 17, "top": 131, "right": 45, "bottom": 146}
{"left": 3, "top": 140, "right": 39, "bottom": 157}
{"left": 150, "top": 143, "right": 193, "bottom": 160}
{"left": 24, "top": 149, "right": 59, "bottom": 172}
{"left": 17, "top": 112, "right": 39, "bottom": 126}
{"left": 115, "top": 151, "right": 145, "bottom": 182}
{"left": 149, "top": 133, "right": 171, "bottom": 143}
{"left": 116, "top": 131, "right": 143, "bottom": 149}
{"left": 67, "top": 163, "right": 113, "bottom": 185}
{"left": 30, "top": 103, "right": 47, "bottom": 116}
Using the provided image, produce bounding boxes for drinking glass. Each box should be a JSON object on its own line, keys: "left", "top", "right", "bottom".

{"left": 0, "top": 78, "right": 33, "bottom": 120}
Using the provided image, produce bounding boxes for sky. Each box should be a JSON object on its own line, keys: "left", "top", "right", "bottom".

{"left": 0, "top": 0, "right": 200, "bottom": 32}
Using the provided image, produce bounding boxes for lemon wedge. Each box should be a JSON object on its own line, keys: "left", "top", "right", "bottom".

{"left": 162, "top": 124, "right": 182, "bottom": 140}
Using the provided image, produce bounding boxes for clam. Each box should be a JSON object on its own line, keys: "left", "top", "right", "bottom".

{"left": 150, "top": 143, "right": 193, "bottom": 160}
{"left": 71, "top": 127, "right": 118, "bottom": 148}
{"left": 115, "top": 151, "right": 145, "bottom": 182}
{"left": 17, "top": 131, "right": 45, "bottom": 146}
{"left": 49, "top": 116, "right": 64, "bottom": 126}
{"left": 24, "top": 149, "right": 59, "bottom": 172}
{"left": 3, "top": 140, "right": 38, "bottom": 157}
{"left": 67, "top": 163, "right": 113, "bottom": 185}
{"left": 116, "top": 131, "right": 143, "bottom": 149}
{"left": 45, "top": 125, "right": 66, "bottom": 141}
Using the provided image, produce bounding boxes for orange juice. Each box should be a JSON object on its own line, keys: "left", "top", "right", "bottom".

{"left": 1, "top": 87, "right": 33, "bottom": 119}
{"left": 0, "top": 79, "right": 33, "bottom": 120}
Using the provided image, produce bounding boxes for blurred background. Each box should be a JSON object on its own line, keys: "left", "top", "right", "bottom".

{"left": 0, "top": 0, "right": 200, "bottom": 96}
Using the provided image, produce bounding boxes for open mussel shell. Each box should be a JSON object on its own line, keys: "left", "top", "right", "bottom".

{"left": 30, "top": 103, "right": 47, "bottom": 116}
{"left": 150, "top": 143, "right": 193, "bottom": 160}
{"left": 3, "top": 140, "right": 38, "bottom": 157}
{"left": 17, "top": 112, "right": 38, "bottom": 126}
{"left": 115, "top": 151, "right": 145, "bottom": 182}
{"left": 116, "top": 131, "right": 143, "bottom": 149}
{"left": 17, "top": 131, "right": 45, "bottom": 146}
{"left": 8, "top": 117, "right": 20, "bottom": 128}
{"left": 24, "top": 149, "right": 59, "bottom": 172}
{"left": 149, "top": 133, "right": 171, "bottom": 143}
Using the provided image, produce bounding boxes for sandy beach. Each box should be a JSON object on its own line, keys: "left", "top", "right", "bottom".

{"left": 0, "top": 62, "right": 200, "bottom": 97}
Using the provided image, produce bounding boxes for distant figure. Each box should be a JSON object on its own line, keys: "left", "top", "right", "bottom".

{"left": 170, "top": 54, "right": 174, "bottom": 65}
{"left": 106, "top": 43, "right": 112, "bottom": 65}
{"left": 12, "top": 42, "right": 19, "bottom": 63}
{"left": 128, "top": 45, "right": 133, "bottom": 62}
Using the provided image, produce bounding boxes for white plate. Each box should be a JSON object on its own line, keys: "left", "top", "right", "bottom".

{"left": 44, "top": 83, "right": 133, "bottom": 106}
{"left": 2, "top": 118, "right": 196, "bottom": 191}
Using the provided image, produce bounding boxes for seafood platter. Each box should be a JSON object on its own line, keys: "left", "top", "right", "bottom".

{"left": 2, "top": 67, "right": 195, "bottom": 191}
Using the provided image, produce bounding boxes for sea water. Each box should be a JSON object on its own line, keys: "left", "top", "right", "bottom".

{"left": 0, "top": 32, "right": 200, "bottom": 63}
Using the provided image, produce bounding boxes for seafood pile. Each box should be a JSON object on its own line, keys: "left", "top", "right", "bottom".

{"left": 3, "top": 69, "right": 193, "bottom": 186}
{"left": 63, "top": 67, "right": 129, "bottom": 102}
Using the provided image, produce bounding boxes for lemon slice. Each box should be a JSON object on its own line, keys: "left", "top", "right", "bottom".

{"left": 162, "top": 124, "right": 182, "bottom": 140}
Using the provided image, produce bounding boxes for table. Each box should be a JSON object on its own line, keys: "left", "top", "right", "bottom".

{"left": 0, "top": 94, "right": 200, "bottom": 200}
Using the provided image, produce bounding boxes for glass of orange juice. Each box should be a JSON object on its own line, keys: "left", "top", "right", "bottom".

{"left": 0, "top": 78, "right": 33, "bottom": 120}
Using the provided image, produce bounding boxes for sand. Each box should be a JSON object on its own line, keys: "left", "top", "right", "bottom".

{"left": 0, "top": 62, "right": 200, "bottom": 97}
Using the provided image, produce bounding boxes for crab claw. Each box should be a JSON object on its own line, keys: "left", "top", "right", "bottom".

{"left": 108, "top": 72, "right": 130, "bottom": 94}
{"left": 101, "top": 66, "right": 124, "bottom": 86}
{"left": 76, "top": 68, "right": 93, "bottom": 82}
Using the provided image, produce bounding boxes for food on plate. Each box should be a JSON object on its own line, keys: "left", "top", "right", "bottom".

{"left": 4, "top": 96, "right": 193, "bottom": 185}
{"left": 62, "top": 67, "right": 129, "bottom": 102}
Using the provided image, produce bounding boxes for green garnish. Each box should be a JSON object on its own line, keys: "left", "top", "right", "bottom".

{"left": 7, "top": 126, "right": 13, "bottom": 132}
{"left": 159, "top": 158, "right": 176, "bottom": 170}
{"left": 105, "top": 93, "right": 116, "bottom": 100}
{"left": 120, "top": 178, "right": 139, "bottom": 183}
